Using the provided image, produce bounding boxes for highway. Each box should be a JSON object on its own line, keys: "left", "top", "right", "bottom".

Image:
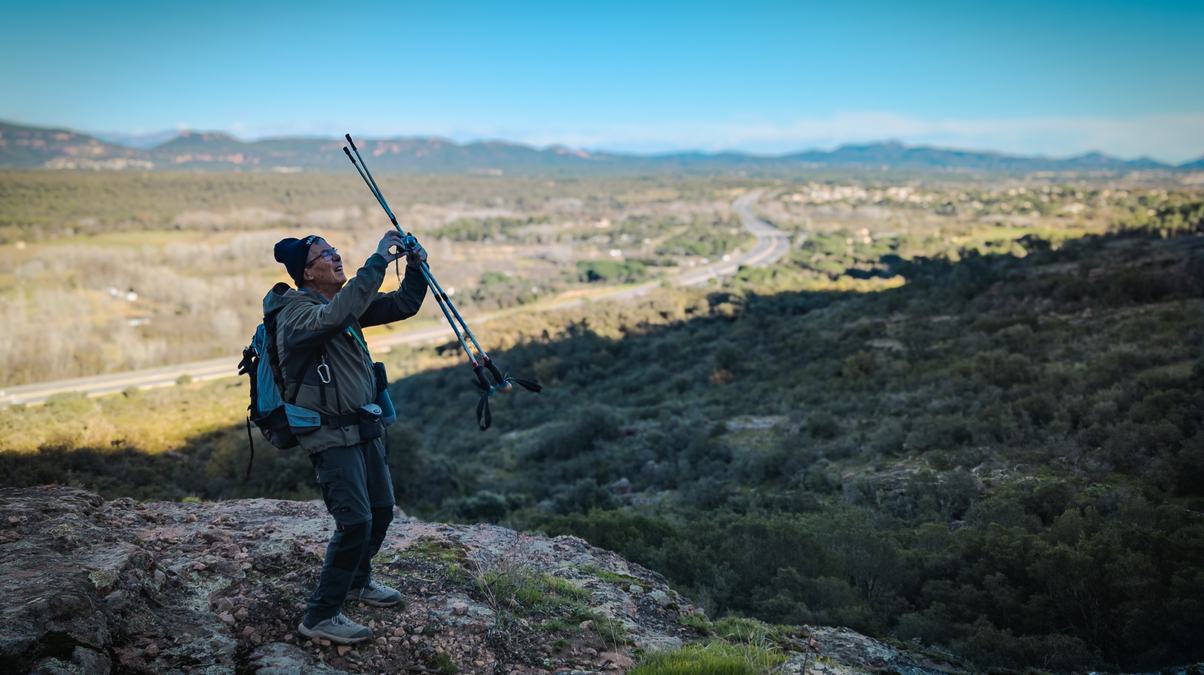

{"left": 0, "top": 191, "right": 788, "bottom": 407}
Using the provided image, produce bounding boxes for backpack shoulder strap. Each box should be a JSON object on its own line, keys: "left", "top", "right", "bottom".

{"left": 264, "top": 308, "right": 325, "bottom": 405}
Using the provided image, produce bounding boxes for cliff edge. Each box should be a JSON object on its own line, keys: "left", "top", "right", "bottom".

{"left": 0, "top": 486, "right": 959, "bottom": 674}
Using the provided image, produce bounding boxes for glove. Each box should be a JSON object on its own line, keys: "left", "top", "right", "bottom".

{"left": 405, "top": 238, "right": 428, "bottom": 267}
{"left": 375, "top": 231, "right": 405, "bottom": 262}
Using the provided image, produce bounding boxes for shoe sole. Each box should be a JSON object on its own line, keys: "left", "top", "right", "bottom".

{"left": 297, "top": 621, "right": 372, "bottom": 644}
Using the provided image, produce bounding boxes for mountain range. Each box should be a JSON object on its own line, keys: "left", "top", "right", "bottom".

{"left": 1, "top": 119, "right": 1200, "bottom": 175}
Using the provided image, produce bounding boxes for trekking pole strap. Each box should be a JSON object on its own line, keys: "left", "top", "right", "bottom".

{"left": 243, "top": 416, "right": 255, "bottom": 482}
{"left": 477, "top": 392, "right": 492, "bottom": 431}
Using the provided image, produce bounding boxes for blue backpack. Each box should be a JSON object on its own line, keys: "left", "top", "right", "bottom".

{"left": 236, "top": 308, "right": 318, "bottom": 478}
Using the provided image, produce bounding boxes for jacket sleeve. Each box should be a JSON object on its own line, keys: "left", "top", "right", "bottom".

{"left": 359, "top": 264, "right": 429, "bottom": 328}
{"left": 279, "top": 253, "right": 390, "bottom": 350}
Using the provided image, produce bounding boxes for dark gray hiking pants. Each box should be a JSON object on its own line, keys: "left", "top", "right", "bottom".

{"left": 303, "top": 438, "right": 395, "bottom": 625}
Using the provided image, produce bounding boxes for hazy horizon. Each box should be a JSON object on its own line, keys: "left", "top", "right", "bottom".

{"left": 1, "top": 115, "right": 1197, "bottom": 165}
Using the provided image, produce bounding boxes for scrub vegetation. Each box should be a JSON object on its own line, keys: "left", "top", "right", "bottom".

{"left": 0, "top": 173, "right": 749, "bottom": 385}
{"left": 1, "top": 170, "right": 1202, "bottom": 671}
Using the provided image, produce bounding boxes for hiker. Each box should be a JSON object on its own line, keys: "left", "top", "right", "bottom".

{"left": 269, "top": 231, "right": 426, "bottom": 644}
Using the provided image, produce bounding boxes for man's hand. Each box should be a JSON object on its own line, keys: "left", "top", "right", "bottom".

{"left": 375, "top": 231, "right": 405, "bottom": 262}
{"left": 405, "top": 238, "right": 428, "bottom": 268}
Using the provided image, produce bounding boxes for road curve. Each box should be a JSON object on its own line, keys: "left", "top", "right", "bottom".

{"left": 1, "top": 191, "right": 789, "bottom": 407}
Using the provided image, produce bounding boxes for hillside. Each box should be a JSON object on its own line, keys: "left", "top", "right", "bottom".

{"left": 0, "top": 486, "right": 958, "bottom": 674}
{"left": 3, "top": 120, "right": 1201, "bottom": 174}
{"left": 1, "top": 203, "right": 1202, "bottom": 670}
{"left": 380, "top": 216, "right": 1204, "bottom": 672}
{"left": 0, "top": 121, "right": 147, "bottom": 170}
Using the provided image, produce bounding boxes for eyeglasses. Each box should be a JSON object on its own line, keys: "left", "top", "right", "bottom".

{"left": 305, "top": 248, "right": 339, "bottom": 268}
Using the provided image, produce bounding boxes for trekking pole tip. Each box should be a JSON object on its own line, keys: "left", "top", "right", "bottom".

{"left": 344, "top": 133, "right": 358, "bottom": 150}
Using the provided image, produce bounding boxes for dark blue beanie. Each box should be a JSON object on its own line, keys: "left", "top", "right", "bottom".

{"left": 274, "top": 235, "right": 321, "bottom": 286}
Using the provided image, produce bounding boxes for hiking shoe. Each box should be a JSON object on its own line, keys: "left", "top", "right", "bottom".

{"left": 353, "top": 579, "right": 403, "bottom": 607}
{"left": 298, "top": 613, "right": 372, "bottom": 644}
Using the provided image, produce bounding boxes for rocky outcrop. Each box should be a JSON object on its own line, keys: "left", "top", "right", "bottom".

{"left": 0, "top": 487, "right": 958, "bottom": 673}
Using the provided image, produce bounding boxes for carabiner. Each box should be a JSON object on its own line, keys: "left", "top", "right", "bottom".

{"left": 317, "top": 355, "right": 332, "bottom": 384}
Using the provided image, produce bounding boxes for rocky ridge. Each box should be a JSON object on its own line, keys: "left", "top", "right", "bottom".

{"left": 0, "top": 487, "right": 959, "bottom": 673}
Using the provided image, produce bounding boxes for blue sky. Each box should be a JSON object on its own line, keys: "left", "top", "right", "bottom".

{"left": 2, "top": 0, "right": 1202, "bottom": 160}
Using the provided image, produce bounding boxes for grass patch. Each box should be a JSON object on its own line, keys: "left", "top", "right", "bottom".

{"left": 475, "top": 567, "right": 588, "bottom": 616}
{"left": 429, "top": 652, "right": 459, "bottom": 674}
{"left": 539, "top": 618, "right": 578, "bottom": 634}
{"left": 577, "top": 564, "right": 642, "bottom": 586}
{"left": 713, "top": 616, "right": 803, "bottom": 651}
{"left": 631, "top": 641, "right": 785, "bottom": 675}
{"left": 398, "top": 537, "right": 469, "bottom": 565}
{"left": 587, "top": 613, "right": 631, "bottom": 647}
{"left": 679, "top": 612, "right": 714, "bottom": 636}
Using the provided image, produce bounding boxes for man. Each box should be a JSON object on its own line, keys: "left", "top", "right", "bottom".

{"left": 267, "top": 230, "right": 426, "bottom": 644}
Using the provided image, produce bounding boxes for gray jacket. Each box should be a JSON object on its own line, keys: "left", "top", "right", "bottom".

{"left": 261, "top": 253, "right": 426, "bottom": 452}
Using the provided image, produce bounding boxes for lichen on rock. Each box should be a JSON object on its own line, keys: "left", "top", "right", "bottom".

{"left": 1, "top": 486, "right": 960, "bottom": 674}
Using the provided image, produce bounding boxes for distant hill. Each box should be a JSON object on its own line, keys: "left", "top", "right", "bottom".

{"left": 1181, "top": 156, "right": 1204, "bottom": 171}
{"left": 0, "top": 119, "right": 1197, "bottom": 175}
{"left": 0, "top": 121, "right": 149, "bottom": 170}
{"left": 91, "top": 129, "right": 181, "bottom": 149}
{"left": 785, "top": 141, "right": 1175, "bottom": 173}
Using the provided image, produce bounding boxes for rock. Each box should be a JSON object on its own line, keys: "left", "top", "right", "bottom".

{"left": 33, "top": 647, "right": 114, "bottom": 675}
{"left": 71, "top": 646, "right": 111, "bottom": 674}
{"left": 89, "top": 568, "right": 120, "bottom": 590}
{"left": 0, "top": 486, "right": 954, "bottom": 675}
{"left": 249, "top": 642, "right": 350, "bottom": 674}
{"left": 599, "top": 651, "right": 634, "bottom": 669}
{"left": 779, "top": 625, "right": 963, "bottom": 674}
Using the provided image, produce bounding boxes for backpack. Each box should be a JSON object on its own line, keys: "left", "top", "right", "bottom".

{"left": 236, "top": 308, "right": 319, "bottom": 479}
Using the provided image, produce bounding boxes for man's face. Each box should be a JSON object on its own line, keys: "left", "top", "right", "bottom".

{"left": 303, "top": 239, "right": 346, "bottom": 287}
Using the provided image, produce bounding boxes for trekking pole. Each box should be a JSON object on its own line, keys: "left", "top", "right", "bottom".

{"left": 341, "top": 146, "right": 483, "bottom": 379}
{"left": 343, "top": 135, "right": 503, "bottom": 375}
{"left": 342, "top": 134, "right": 541, "bottom": 429}
{"left": 342, "top": 139, "right": 492, "bottom": 389}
